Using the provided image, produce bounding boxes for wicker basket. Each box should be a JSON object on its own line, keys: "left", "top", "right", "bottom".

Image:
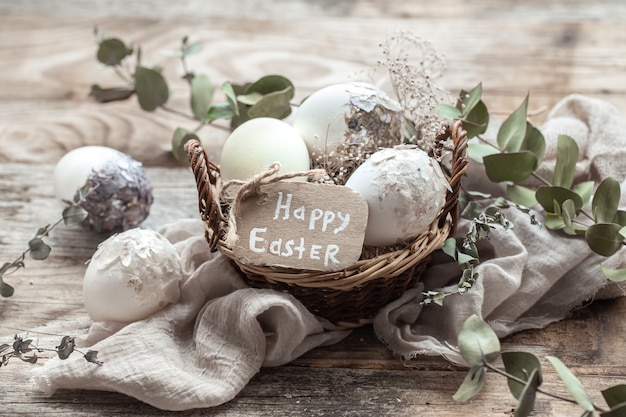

{"left": 186, "top": 120, "right": 468, "bottom": 327}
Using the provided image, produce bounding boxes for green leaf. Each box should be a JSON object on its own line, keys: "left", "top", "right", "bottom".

{"left": 616, "top": 211, "right": 626, "bottom": 227}
{"left": 246, "top": 74, "right": 295, "bottom": 97}
{"left": 515, "top": 368, "right": 542, "bottom": 417}
{"left": 552, "top": 135, "right": 579, "bottom": 188}
{"left": 602, "top": 384, "right": 626, "bottom": 408}
{"left": 502, "top": 351, "right": 543, "bottom": 400}
{"left": 453, "top": 365, "right": 486, "bottom": 402}
{"left": 190, "top": 74, "right": 214, "bottom": 121}
{"left": 507, "top": 184, "right": 538, "bottom": 208}
{"left": 461, "top": 100, "right": 489, "bottom": 139}
{"left": 561, "top": 199, "right": 577, "bottom": 228}
{"left": 536, "top": 186, "right": 584, "bottom": 214}
{"left": 222, "top": 82, "right": 239, "bottom": 117}
{"left": 467, "top": 143, "right": 499, "bottom": 163}
{"left": 89, "top": 85, "right": 135, "bottom": 103}
{"left": 171, "top": 128, "right": 199, "bottom": 164}
{"left": 497, "top": 95, "right": 528, "bottom": 152}
{"left": 458, "top": 314, "right": 501, "bottom": 366}
{"left": 546, "top": 356, "right": 595, "bottom": 412}
{"left": 135, "top": 66, "right": 169, "bottom": 111}
{"left": 483, "top": 151, "right": 538, "bottom": 183}
{"left": 62, "top": 205, "right": 88, "bottom": 227}
{"left": 183, "top": 41, "right": 203, "bottom": 56}
{"left": 461, "top": 201, "right": 484, "bottom": 220}
{"left": 519, "top": 122, "right": 546, "bottom": 166}
{"left": 574, "top": 181, "right": 596, "bottom": 207}
{"left": 442, "top": 238, "right": 457, "bottom": 259}
{"left": 436, "top": 103, "right": 462, "bottom": 120}
{"left": 248, "top": 87, "right": 294, "bottom": 119}
{"left": 56, "top": 336, "right": 75, "bottom": 360}
{"left": 29, "top": 238, "right": 51, "bottom": 261}
{"left": 602, "top": 266, "right": 626, "bottom": 282}
{"left": 586, "top": 223, "right": 625, "bottom": 257}
{"left": 545, "top": 212, "right": 566, "bottom": 230}
{"left": 237, "top": 92, "right": 264, "bottom": 106}
{"left": 206, "top": 103, "right": 235, "bottom": 123}
{"left": 593, "top": 177, "right": 621, "bottom": 223}
{"left": 97, "top": 38, "right": 132, "bottom": 66}
{"left": 601, "top": 402, "right": 626, "bottom": 417}
{"left": 0, "top": 281, "right": 15, "bottom": 297}
{"left": 459, "top": 83, "right": 483, "bottom": 117}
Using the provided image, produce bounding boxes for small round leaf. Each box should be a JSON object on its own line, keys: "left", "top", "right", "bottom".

{"left": 458, "top": 314, "right": 501, "bottom": 366}
{"left": 536, "top": 186, "right": 583, "bottom": 214}
{"left": 483, "top": 151, "right": 537, "bottom": 183}
{"left": 585, "top": 223, "right": 624, "bottom": 257}
{"left": 97, "top": 38, "right": 132, "bottom": 66}
{"left": 453, "top": 365, "right": 486, "bottom": 402}
{"left": 135, "top": 67, "right": 169, "bottom": 111}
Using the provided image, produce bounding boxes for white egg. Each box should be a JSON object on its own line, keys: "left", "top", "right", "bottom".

{"left": 83, "top": 228, "right": 183, "bottom": 323}
{"left": 219, "top": 117, "right": 311, "bottom": 182}
{"left": 53, "top": 145, "right": 153, "bottom": 233}
{"left": 292, "top": 82, "right": 403, "bottom": 183}
{"left": 345, "top": 146, "right": 450, "bottom": 247}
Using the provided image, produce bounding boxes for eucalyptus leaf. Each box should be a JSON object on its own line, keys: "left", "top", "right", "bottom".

{"left": 461, "top": 100, "right": 489, "bottom": 139}
{"left": 172, "top": 128, "right": 199, "bottom": 163}
{"left": 602, "top": 384, "right": 626, "bottom": 408}
{"left": 600, "top": 403, "right": 626, "bottom": 417}
{"left": 461, "top": 201, "right": 484, "bottom": 220}
{"left": 573, "top": 181, "right": 595, "bottom": 207}
{"left": 592, "top": 177, "right": 621, "bottom": 223}
{"left": 206, "top": 103, "right": 235, "bottom": 123}
{"left": 222, "top": 82, "right": 239, "bottom": 117}
{"left": 545, "top": 212, "right": 566, "bottom": 230}
{"left": 536, "top": 186, "right": 583, "bottom": 214}
{"left": 135, "top": 66, "right": 169, "bottom": 111}
{"left": 453, "top": 365, "right": 486, "bottom": 402}
{"left": 519, "top": 122, "right": 546, "bottom": 166}
{"left": 547, "top": 356, "right": 595, "bottom": 412}
{"left": 190, "top": 74, "right": 214, "bottom": 121}
{"left": 507, "top": 184, "right": 538, "bottom": 208}
{"left": 497, "top": 95, "right": 528, "bottom": 152}
{"left": 89, "top": 85, "right": 135, "bottom": 103}
{"left": 28, "top": 238, "right": 51, "bottom": 260}
{"left": 483, "top": 151, "right": 537, "bottom": 183}
{"left": 458, "top": 314, "right": 501, "bottom": 366}
{"left": 552, "top": 135, "right": 579, "bottom": 188}
{"left": 97, "top": 38, "right": 132, "bottom": 66}
{"left": 183, "top": 41, "right": 203, "bottom": 57}
{"left": 436, "top": 103, "right": 462, "bottom": 120}
{"left": 514, "top": 368, "right": 542, "bottom": 417}
{"left": 62, "top": 205, "right": 88, "bottom": 227}
{"left": 502, "top": 351, "right": 543, "bottom": 400}
{"left": 601, "top": 266, "right": 626, "bottom": 282}
{"left": 617, "top": 211, "right": 626, "bottom": 227}
{"left": 247, "top": 86, "right": 294, "bottom": 119}
{"left": 468, "top": 142, "right": 500, "bottom": 163}
{"left": 0, "top": 281, "right": 15, "bottom": 297}
{"left": 561, "top": 199, "right": 577, "bottom": 228}
{"left": 237, "top": 92, "right": 264, "bottom": 106}
{"left": 459, "top": 83, "right": 483, "bottom": 117}
{"left": 442, "top": 238, "right": 457, "bottom": 259}
{"left": 246, "top": 74, "right": 295, "bottom": 97}
{"left": 586, "top": 223, "right": 625, "bottom": 257}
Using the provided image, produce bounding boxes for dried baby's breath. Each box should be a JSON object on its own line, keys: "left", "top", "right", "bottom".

{"left": 379, "top": 31, "right": 452, "bottom": 159}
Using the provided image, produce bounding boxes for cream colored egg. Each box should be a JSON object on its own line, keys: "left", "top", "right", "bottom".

{"left": 219, "top": 117, "right": 311, "bottom": 182}
{"left": 345, "top": 146, "right": 450, "bottom": 247}
{"left": 292, "top": 82, "right": 403, "bottom": 184}
{"left": 83, "top": 228, "right": 183, "bottom": 323}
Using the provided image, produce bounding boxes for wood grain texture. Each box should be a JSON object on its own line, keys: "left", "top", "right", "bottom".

{"left": 1, "top": 1, "right": 626, "bottom": 416}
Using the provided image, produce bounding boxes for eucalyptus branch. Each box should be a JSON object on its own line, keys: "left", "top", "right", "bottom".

{"left": 0, "top": 334, "right": 102, "bottom": 368}
{"left": 0, "top": 185, "right": 92, "bottom": 298}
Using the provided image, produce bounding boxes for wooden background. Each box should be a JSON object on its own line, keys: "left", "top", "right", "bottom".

{"left": 1, "top": 1, "right": 626, "bottom": 416}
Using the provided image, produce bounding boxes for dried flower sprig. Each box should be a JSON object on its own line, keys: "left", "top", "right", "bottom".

{"left": 1, "top": 334, "right": 102, "bottom": 367}
{"left": 0, "top": 184, "right": 92, "bottom": 298}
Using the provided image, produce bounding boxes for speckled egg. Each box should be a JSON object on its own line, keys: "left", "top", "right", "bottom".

{"left": 344, "top": 146, "right": 450, "bottom": 247}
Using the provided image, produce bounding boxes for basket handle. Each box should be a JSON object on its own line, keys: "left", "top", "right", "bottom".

{"left": 185, "top": 139, "right": 225, "bottom": 252}
{"left": 438, "top": 120, "right": 469, "bottom": 233}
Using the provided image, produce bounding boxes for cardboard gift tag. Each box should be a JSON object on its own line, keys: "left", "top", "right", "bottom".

{"left": 233, "top": 181, "right": 368, "bottom": 271}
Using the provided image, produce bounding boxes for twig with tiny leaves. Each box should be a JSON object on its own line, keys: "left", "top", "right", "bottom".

{"left": 1, "top": 334, "right": 102, "bottom": 368}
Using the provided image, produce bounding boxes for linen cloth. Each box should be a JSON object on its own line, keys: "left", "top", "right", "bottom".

{"left": 33, "top": 94, "right": 626, "bottom": 410}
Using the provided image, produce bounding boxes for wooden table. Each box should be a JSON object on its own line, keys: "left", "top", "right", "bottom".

{"left": 1, "top": 1, "right": 625, "bottom": 415}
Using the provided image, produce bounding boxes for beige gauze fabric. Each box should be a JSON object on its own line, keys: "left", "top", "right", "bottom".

{"left": 32, "top": 94, "right": 626, "bottom": 410}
